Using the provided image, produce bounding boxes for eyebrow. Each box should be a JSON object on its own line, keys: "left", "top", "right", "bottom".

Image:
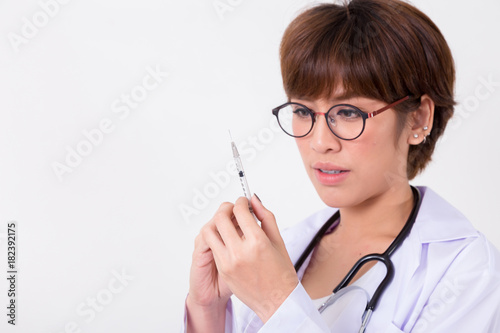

{"left": 290, "top": 95, "right": 377, "bottom": 114}
{"left": 290, "top": 93, "right": 362, "bottom": 103}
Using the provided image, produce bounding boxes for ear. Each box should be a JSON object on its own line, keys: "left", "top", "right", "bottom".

{"left": 408, "top": 95, "right": 435, "bottom": 145}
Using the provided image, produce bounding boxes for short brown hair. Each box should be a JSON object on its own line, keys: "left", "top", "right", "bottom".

{"left": 280, "top": 0, "right": 455, "bottom": 179}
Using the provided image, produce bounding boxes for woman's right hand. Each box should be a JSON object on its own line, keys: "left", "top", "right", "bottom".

{"left": 186, "top": 219, "right": 233, "bottom": 332}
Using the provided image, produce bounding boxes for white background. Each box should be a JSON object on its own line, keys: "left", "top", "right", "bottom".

{"left": 0, "top": 0, "right": 499, "bottom": 332}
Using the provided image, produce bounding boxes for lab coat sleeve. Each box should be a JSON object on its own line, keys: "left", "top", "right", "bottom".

{"left": 410, "top": 234, "right": 500, "bottom": 333}
{"left": 258, "top": 282, "right": 331, "bottom": 333}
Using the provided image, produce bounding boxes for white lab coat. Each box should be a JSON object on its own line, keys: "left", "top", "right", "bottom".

{"left": 182, "top": 187, "right": 500, "bottom": 332}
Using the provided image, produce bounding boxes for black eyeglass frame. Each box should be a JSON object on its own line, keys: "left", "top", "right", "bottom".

{"left": 272, "top": 95, "right": 410, "bottom": 141}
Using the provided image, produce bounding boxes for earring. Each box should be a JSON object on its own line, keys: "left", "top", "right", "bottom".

{"left": 414, "top": 134, "right": 419, "bottom": 138}
{"left": 423, "top": 126, "right": 429, "bottom": 131}
{"left": 422, "top": 133, "right": 430, "bottom": 144}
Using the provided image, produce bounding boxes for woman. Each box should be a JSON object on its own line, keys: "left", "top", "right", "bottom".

{"left": 183, "top": 0, "right": 500, "bottom": 332}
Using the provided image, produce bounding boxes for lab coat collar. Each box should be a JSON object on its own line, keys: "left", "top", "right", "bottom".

{"left": 285, "top": 186, "right": 477, "bottom": 256}
{"left": 413, "top": 186, "right": 478, "bottom": 243}
{"left": 397, "top": 186, "right": 479, "bottom": 291}
{"left": 284, "top": 186, "right": 479, "bottom": 283}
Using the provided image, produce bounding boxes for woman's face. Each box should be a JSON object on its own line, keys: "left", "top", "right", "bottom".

{"left": 292, "top": 93, "right": 412, "bottom": 208}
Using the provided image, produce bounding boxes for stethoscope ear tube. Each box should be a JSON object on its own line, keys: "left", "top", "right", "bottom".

{"left": 359, "top": 308, "right": 373, "bottom": 333}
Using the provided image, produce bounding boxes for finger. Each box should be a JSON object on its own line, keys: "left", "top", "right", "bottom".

{"left": 192, "top": 233, "right": 210, "bottom": 259}
{"left": 251, "top": 194, "right": 283, "bottom": 246}
{"left": 231, "top": 215, "right": 244, "bottom": 238}
{"left": 213, "top": 202, "right": 242, "bottom": 248}
{"left": 202, "top": 222, "right": 227, "bottom": 261}
{"left": 233, "top": 196, "right": 261, "bottom": 236}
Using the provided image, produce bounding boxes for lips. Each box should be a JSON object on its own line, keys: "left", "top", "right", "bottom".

{"left": 313, "top": 162, "right": 349, "bottom": 173}
{"left": 313, "top": 162, "right": 350, "bottom": 185}
{"left": 319, "top": 169, "right": 347, "bottom": 175}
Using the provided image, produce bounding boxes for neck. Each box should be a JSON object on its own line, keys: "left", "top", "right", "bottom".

{"left": 337, "top": 185, "right": 415, "bottom": 240}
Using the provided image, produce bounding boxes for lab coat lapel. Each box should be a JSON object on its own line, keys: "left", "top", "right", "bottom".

{"left": 390, "top": 187, "right": 480, "bottom": 330}
{"left": 396, "top": 187, "right": 478, "bottom": 282}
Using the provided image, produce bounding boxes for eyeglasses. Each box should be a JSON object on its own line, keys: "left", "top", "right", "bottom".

{"left": 272, "top": 96, "right": 410, "bottom": 140}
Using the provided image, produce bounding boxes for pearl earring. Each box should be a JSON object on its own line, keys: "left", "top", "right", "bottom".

{"left": 423, "top": 126, "right": 429, "bottom": 131}
{"left": 414, "top": 134, "right": 419, "bottom": 138}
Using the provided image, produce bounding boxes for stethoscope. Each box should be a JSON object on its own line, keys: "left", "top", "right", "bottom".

{"left": 294, "top": 186, "right": 422, "bottom": 333}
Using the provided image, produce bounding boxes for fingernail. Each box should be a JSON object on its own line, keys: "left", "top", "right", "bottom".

{"left": 254, "top": 193, "right": 262, "bottom": 202}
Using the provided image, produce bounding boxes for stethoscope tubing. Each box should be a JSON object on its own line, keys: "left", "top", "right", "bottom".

{"left": 294, "top": 186, "right": 422, "bottom": 330}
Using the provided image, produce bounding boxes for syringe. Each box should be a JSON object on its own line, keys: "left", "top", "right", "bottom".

{"left": 229, "top": 130, "right": 257, "bottom": 218}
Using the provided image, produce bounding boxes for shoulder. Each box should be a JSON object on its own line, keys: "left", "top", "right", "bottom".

{"left": 396, "top": 186, "right": 500, "bottom": 294}
{"left": 407, "top": 186, "right": 500, "bottom": 274}
{"left": 408, "top": 230, "right": 500, "bottom": 332}
{"left": 410, "top": 186, "right": 489, "bottom": 248}
{"left": 390, "top": 187, "right": 500, "bottom": 331}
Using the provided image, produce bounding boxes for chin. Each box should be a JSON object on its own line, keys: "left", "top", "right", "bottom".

{"left": 314, "top": 184, "right": 353, "bottom": 208}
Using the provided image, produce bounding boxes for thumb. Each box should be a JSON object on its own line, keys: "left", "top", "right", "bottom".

{"left": 251, "top": 194, "right": 283, "bottom": 246}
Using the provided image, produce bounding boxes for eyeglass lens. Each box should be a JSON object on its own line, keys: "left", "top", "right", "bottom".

{"left": 276, "top": 103, "right": 365, "bottom": 140}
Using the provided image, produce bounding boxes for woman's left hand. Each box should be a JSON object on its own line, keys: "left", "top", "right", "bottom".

{"left": 202, "top": 195, "right": 299, "bottom": 323}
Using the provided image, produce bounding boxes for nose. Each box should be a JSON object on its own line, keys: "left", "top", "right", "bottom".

{"left": 309, "top": 113, "right": 342, "bottom": 153}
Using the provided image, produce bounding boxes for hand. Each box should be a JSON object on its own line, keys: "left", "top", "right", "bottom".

{"left": 186, "top": 218, "right": 233, "bottom": 332}
{"left": 188, "top": 225, "right": 233, "bottom": 307}
{"left": 203, "top": 195, "right": 299, "bottom": 323}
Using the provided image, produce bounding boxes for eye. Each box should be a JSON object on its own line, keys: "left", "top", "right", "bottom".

{"left": 335, "top": 107, "right": 361, "bottom": 120}
{"left": 292, "top": 106, "right": 311, "bottom": 118}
